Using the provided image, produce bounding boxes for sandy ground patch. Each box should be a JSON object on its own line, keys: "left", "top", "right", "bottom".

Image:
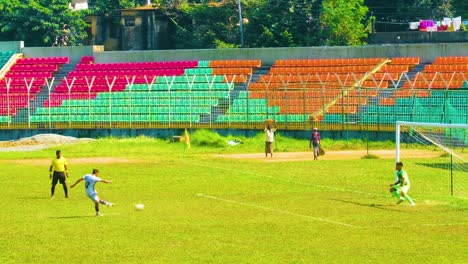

{"left": 0, "top": 134, "right": 95, "bottom": 152}
{"left": 216, "top": 149, "right": 443, "bottom": 162}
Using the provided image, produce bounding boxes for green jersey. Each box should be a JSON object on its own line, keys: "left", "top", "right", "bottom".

{"left": 395, "top": 169, "right": 410, "bottom": 186}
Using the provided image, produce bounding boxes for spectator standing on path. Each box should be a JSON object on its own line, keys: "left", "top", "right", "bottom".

{"left": 310, "top": 127, "right": 320, "bottom": 160}
{"left": 49, "top": 150, "right": 69, "bottom": 198}
{"left": 264, "top": 125, "right": 276, "bottom": 158}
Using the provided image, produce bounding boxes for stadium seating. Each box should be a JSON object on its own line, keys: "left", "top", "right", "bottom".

{"left": 0, "top": 51, "right": 15, "bottom": 69}
{"left": 2, "top": 55, "right": 467, "bottom": 128}
{"left": 402, "top": 56, "right": 468, "bottom": 89}
{"left": 349, "top": 56, "right": 467, "bottom": 126}
{"left": 250, "top": 58, "right": 394, "bottom": 123}
{"left": 31, "top": 57, "right": 261, "bottom": 125}
{"left": 0, "top": 56, "right": 68, "bottom": 122}
{"left": 32, "top": 87, "right": 230, "bottom": 124}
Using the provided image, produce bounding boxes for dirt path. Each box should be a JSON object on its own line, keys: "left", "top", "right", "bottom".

{"left": 3, "top": 157, "right": 133, "bottom": 166}
{"left": 216, "top": 149, "right": 443, "bottom": 162}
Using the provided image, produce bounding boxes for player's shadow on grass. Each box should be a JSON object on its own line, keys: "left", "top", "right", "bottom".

{"left": 19, "top": 196, "right": 50, "bottom": 200}
{"left": 330, "top": 198, "right": 405, "bottom": 212}
{"left": 415, "top": 162, "right": 468, "bottom": 172}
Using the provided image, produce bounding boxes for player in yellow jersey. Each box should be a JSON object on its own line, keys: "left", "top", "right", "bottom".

{"left": 49, "top": 150, "right": 69, "bottom": 198}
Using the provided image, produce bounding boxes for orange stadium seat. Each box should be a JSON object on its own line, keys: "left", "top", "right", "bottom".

{"left": 379, "top": 98, "right": 395, "bottom": 106}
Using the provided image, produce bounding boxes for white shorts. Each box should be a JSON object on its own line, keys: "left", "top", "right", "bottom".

{"left": 87, "top": 193, "right": 100, "bottom": 203}
{"left": 399, "top": 185, "right": 410, "bottom": 194}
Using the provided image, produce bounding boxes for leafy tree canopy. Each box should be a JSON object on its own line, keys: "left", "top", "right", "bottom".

{"left": 0, "top": 0, "right": 463, "bottom": 48}
{"left": 321, "top": 0, "right": 369, "bottom": 46}
{"left": 87, "top": 0, "right": 136, "bottom": 16}
{"left": 0, "top": 0, "right": 88, "bottom": 46}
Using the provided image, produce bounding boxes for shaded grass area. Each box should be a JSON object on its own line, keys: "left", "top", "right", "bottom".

{"left": 0, "top": 136, "right": 466, "bottom": 263}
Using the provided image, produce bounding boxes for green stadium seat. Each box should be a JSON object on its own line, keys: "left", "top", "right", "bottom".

{"left": 379, "top": 115, "right": 396, "bottom": 124}
{"left": 324, "top": 114, "right": 345, "bottom": 123}
{"left": 462, "top": 81, "right": 468, "bottom": 89}
{"left": 197, "top": 61, "right": 210, "bottom": 68}
{"left": 111, "top": 115, "right": 127, "bottom": 122}
{"left": 395, "top": 114, "right": 412, "bottom": 122}
{"left": 136, "top": 115, "right": 151, "bottom": 122}
{"left": 395, "top": 106, "right": 413, "bottom": 115}
{"left": 215, "top": 115, "right": 226, "bottom": 122}
{"left": 0, "top": 116, "right": 11, "bottom": 122}
{"left": 360, "top": 114, "right": 378, "bottom": 124}
{"left": 250, "top": 114, "right": 267, "bottom": 122}
{"left": 275, "top": 115, "right": 286, "bottom": 122}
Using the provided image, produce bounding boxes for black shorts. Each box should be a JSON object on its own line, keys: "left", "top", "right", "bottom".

{"left": 265, "top": 141, "right": 273, "bottom": 153}
{"left": 52, "top": 171, "right": 66, "bottom": 185}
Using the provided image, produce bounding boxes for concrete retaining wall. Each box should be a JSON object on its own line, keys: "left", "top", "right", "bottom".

{"left": 21, "top": 46, "right": 103, "bottom": 63}
{"left": 0, "top": 128, "right": 393, "bottom": 142}
{"left": 369, "top": 32, "right": 468, "bottom": 45}
{"left": 10, "top": 43, "right": 468, "bottom": 65}
{"left": 0, "top": 41, "right": 23, "bottom": 52}
{"left": 95, "top": 43, "right": 468, "bottom": 64}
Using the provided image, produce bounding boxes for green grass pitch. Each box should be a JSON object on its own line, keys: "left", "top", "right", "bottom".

{"left": 0, "top": 136, "right": 466, "bottom": 263}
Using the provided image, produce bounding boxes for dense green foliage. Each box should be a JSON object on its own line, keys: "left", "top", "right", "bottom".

{"left": 0, "top": 0, "right": 88, "bottom": 46}
{"left": 244, "top": 0, "right": 322, "bottom": 47}
{"left": 0, "top": 137, "right": 466, "bottom": 263}
{"left": 365, "top": 0, "right": 461, "bottom": 32}
{"left": 0, "top": 0, "right": 462, "bottom": 47}
{"left": 321, "top": 0, "right": 369, "bottom": 46}
{"left": 88, "top": 0, "right": 136, "bottom": 15}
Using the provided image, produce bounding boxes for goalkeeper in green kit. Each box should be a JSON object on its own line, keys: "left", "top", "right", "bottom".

{"left": 389, "top": 162, "right": 415, "bottom": 206}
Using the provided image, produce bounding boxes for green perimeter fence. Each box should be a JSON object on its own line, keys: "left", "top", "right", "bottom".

{"left": 0, "top": 87, "right": 467, "bottom": 131}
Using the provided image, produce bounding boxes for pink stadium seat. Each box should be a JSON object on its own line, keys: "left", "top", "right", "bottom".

{"left": 0, "top": 56, "right": 70, "bottom": 116}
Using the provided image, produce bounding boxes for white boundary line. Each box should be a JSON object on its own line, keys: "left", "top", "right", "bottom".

{"left": 376, "top": 222, "right": 468, "bottom": 228}
{"left": 418, "top": 222, "right": 468, "bottom": 227}
{"left": 183, "top": 159, "right": 467, "bottom": 210}
{"left": 184, "top": 159, "right": 386, "bottom": 197}
{"left": 197, "top": 193, "right": 361, "bottom": 228}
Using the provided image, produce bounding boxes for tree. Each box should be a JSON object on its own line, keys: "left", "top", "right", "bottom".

{"left": 452, "top": 1, "right": 468, "bottom": 18}
{"left": 0, "top": 0, "right": 88, "bottom": 46}
{"left": 395, "top": 0, "right": 455, "bottom": 20}
{"left": 321, "top": 0, "right": 369, "bottom": 46}
{"left": 170, "top": 0, "right": 243, "bottom": 49}
{"left": 365, "top": 0, "right": 458, "bottom": 32}
{"left": 87, "top": 0, "right": 136, "bottom": 15}
{"left": 245, "top": 0, "right": 323, "bottom": 47}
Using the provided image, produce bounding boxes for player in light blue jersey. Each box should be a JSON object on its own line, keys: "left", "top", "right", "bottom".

{"left": 71, "top": 169, "right": 113, "bottom": 216}
{"left": 389, "top": 162, "right": 415, "bottom": 206}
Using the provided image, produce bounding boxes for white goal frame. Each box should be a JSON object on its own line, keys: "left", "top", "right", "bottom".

{"left": 395, "top": 121, "right": 468, "bottom": 162}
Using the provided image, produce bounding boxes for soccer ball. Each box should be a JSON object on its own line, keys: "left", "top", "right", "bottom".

{"left": 135, "top": 203, "right": 145, "bottom": 211}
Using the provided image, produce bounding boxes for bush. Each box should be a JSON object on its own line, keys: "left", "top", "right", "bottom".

{"left": 361, "top": 154, "right": 379, "bottom": 159}
{"left": 190, "top": 129, "right": 226, "bottom": 148}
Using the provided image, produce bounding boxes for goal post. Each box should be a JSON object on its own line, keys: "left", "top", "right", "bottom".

{"left": 395, "top": 121, "right": 467, "bottom": 197}
{"left": 396, "top": 121, "right": 468, "bottom": 162}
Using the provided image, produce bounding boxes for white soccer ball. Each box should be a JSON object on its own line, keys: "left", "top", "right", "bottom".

{"left": 135, "top": 203, "right": 145, "bottom": 211}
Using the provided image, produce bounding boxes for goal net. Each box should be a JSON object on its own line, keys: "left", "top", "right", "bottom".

{"left": 396, "top": 121, "right": 467, "bottom": 198}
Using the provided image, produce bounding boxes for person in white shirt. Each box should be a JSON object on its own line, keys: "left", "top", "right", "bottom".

{"left": 71, "top": 169, "right": 113, "bottom": 216}
{"left": 264, "top": 125, "right": 276, "bottom": 158}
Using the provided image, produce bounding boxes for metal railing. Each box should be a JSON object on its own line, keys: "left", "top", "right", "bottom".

{"left": 0, "top": 72, "right": 467, "bottom": 130}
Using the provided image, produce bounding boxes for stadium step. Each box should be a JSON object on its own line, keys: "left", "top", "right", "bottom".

{"left": 249, "top": 65, "right": 271, "bottom": 83}
{"left": 12, "top": 63, "right": 77, "bottom": 124}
